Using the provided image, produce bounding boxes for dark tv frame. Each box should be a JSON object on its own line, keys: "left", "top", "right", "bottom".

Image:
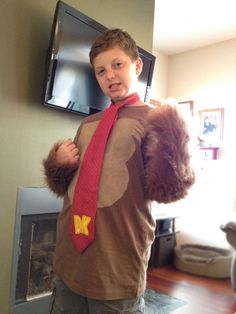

{"left": 42, "top": 1, "right": 156, "bottom": 116}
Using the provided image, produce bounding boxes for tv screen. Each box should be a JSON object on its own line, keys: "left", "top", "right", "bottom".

{"left": 42, "top": 1, "right": 156, "bottom": 116}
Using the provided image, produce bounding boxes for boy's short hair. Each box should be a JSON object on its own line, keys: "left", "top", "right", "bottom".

{"left": 89, "top": 28, "right": 139, "bottom": 65}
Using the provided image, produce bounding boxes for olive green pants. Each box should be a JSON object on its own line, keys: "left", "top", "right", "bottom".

{"left": 49, "top": 278, "right": 145, "bottom": 314}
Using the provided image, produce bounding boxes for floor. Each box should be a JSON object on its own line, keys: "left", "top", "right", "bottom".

{"left": 147, "top": 265, "right": 236, "bottom": 314}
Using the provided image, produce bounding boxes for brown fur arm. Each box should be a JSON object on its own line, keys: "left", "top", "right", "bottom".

{"left": 43, "top": 142, "right": 78, "bottom": 197}
{"left": 144, "top": 105, "right": 195, "bottom": 203}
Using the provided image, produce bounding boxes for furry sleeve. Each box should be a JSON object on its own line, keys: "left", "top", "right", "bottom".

{"left": 43, "top": 142, "right": 79, "bottom": 197}
{"left": 143, "top": 105, "right": 195, "bottom": 203}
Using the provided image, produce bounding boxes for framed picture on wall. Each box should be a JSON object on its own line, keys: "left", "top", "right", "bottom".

{"left": 199, "top": 108, "right": 224, "bottom": 146}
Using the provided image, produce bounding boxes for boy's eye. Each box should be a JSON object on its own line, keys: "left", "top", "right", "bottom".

{"left": 96, "top": 69, "right": 105, "bottom": 76}
{"left": 114, "top": 62, "right": 122, "bottom": 68}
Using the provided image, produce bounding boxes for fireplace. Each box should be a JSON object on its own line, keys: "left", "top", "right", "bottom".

{"left": 10, "top": 187, "right": 63, "bottom": 314}
{"left": 16, "top": 213, "right": 57, "bottom": 301}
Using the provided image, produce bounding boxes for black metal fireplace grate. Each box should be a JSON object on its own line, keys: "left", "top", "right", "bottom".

{"left": 16, "top": 213, "right": 58, "bottom": 302}
{"left": 10, "top": 187, "right": 63, "bottom": 314}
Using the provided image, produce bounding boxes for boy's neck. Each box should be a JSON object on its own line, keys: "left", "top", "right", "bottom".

{"left": 111, "top": 93, "right": 144, "bottom": 106}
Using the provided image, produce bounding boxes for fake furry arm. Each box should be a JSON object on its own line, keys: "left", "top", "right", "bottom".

{"left": 144, "top": 105, "right": 195, "bottom": 203}
{"left": 43, "top": 142, "right": 79, "bottom": 197}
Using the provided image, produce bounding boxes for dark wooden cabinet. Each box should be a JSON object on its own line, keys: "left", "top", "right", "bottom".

{"left": 149, "top": 216, "right": 178, "bottom": 268}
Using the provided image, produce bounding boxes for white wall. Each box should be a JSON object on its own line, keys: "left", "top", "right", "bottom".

{"left": 152, "top": 39, "right": 236, "bottom": 248}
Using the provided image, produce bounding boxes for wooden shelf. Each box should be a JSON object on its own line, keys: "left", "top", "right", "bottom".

{"left": 199, "top": 147, "right": 219, "bottom": 160}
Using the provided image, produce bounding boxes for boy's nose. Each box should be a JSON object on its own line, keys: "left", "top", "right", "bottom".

{"left": 106, "top": 68, "right": 115, "bottom": 80}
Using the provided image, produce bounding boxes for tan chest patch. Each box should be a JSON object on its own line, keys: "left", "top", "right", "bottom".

{"left": 68, "top": 118, "right": 143, "bottom": 207}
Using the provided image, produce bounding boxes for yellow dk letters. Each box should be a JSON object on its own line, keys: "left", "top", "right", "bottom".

{"left": 73, "top": 214, "right": 91, "bottom": 236}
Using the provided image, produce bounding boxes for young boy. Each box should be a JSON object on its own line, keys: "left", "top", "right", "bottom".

{"left": 44, "top": 28, "right": 194, "bottom": 314}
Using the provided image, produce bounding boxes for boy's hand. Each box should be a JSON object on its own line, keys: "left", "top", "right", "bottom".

{"left": 55, "top": 139, "right": 79, "bottom": 166}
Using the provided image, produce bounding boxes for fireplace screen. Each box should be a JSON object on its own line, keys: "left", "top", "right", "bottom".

{"left": 16, "top": 213, "right": 58, "bottom": 302}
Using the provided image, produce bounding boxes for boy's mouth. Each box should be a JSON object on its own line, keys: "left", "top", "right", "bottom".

{"left": 108, "top": 83, "right": 121, "bottom": 91}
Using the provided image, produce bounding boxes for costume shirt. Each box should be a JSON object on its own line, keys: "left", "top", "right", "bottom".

{"left": 53, "top": 105, "right": 156, "bottom": 300}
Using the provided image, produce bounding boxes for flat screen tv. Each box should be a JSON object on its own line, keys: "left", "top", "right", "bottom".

{"left": 42, "top": 1, "right": 156, "bottom": 116}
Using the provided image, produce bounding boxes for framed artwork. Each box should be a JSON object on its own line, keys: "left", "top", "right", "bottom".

{"left": 199, "top": 108, "right": 224, "bottom": 146}
{"left": 178, "top": 101, "right": 194, "bottom": 123}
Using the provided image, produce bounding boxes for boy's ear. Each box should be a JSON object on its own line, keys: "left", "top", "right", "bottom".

{"left": 135, "top": 57, "right": 143, "bottom": 76}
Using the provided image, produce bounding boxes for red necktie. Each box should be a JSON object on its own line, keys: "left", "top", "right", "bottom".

{"left": 70, "top": 93, "right": 140, "bottom": 253}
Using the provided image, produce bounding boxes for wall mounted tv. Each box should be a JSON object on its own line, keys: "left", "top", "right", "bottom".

{"left": 42, "top": 1, "right": 156, "bottom": 116}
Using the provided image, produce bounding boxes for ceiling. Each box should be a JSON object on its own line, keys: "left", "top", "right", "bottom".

{"left": 154, "top": 0, "right": 236, "bottom": 55}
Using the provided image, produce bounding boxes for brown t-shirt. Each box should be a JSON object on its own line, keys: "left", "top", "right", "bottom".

{"left": 53, "top": 105, "right": 156, "bottom": 300}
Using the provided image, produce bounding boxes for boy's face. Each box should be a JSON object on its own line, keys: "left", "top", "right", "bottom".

{"left": 93, "top": 46, "right": 143, "bottom": 103}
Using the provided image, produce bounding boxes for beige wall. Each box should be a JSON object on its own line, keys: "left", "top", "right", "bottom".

{"left": 0, "top": 0, "right": 155, "bottom": 312}
{"left": 152, "top": 39, "right": 236, "bottom": 248}
{"left": 150, "top": 48, "right": 169, "bottom": 100}
{"left": 168, "top": 39, "right": 236, "bottom": 108}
